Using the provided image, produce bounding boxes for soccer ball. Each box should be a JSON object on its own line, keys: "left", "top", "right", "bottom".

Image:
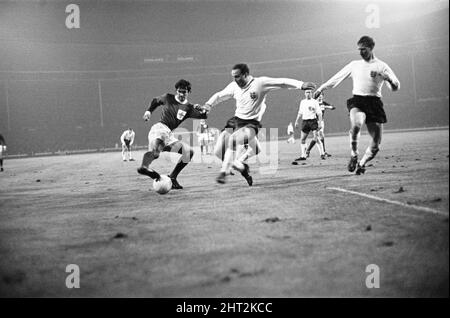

{"left": 153, "top": 175, "right": 172, "bottom": 195}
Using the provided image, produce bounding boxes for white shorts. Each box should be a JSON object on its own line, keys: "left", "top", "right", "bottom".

{"left": 148, "top": 123, "right": 178, "bottom": 149}
{"left": 0, "top": 145, "right": 5, "bottom": 158}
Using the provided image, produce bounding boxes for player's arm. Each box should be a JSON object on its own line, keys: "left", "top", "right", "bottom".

{"left": 202, "top": 84, "right": 234, "bottom": 113}
{"left": 130, "top": 132, "right": 135, "bottom": 145}
{"left": 143, "top": 95, "right": 165, "bottom": 121}
{"left": 322, "top": 101, "right": 336, "bottom": 110}
{"left": 120, "top": 132, "right": 126, "bottom": 145}
{"left": 381, "top": 64, "right": 400, "bottom": 91}
{"left": 314, "top": 62, "right": 353, "bottom": 98}
{"left": 260, "top": 77, "right": 316, "bottom": 91}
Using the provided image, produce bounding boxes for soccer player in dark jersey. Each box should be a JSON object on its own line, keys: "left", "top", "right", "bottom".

{"left": 305, "top": 92, "right": 335, "bottom": 158}
{"left": 137, "top": 79, "right": 207, "bottom": 189}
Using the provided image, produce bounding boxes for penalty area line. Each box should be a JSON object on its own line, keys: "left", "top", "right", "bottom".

{"left": 327, "top": 187, "right": 448, "bottom": 217}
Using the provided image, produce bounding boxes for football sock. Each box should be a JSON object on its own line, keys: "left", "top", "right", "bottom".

{"left": 221, "top": 149, "right": 235, "bottom": 173}
{"left": 350, "top": 131, "right": 359, "bottom": 157}
{"left": 360, "top": 147, "right": 379, "bottom": 167}
{"left": 316, "top": 139, "right": 325, "bottom": 156}
{"left": 301, "top": 143, "right": 307, "bottom": 157}
{"left": 307, "top": 139, "right": 316, "bottom": 153}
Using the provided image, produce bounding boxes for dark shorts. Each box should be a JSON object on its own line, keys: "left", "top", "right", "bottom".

{"left": 124, "top": 139, "right": 131, "bottom": 148}
{"left": 222, "top": 116, "right": 262, "bottom": 135}
{"left": 347, "top": 95, "right": 387, "bottom": 124}
{"left": 301, "top": 119, "right": 319, "bottom": 134}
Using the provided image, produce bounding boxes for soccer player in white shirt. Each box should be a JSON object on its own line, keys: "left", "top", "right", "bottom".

{"left": 120, "top": 128, "right": 135, "bottom": 161}
{"left": 306, "top": 92, "right": 335, "bottom": 157}
{"left": 201, "top": 63, "right": 316, "bottom": 185}
{"left": 314, "top": 36, "right": 400, "bottom": 175}
{"left": 293, "top": 90, "right": 325, "bottom": 162}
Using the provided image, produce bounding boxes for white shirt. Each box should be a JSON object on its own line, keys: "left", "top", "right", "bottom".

{"left": 206, "top": 76, "right": 304, "bottom": 121}
{"left": 318, "top": 57, "right": 400, "bottom": 98}
{"left": 120, "top": 130, "right": 135, "bottom": 144}
{"left": 298, "top": 99, "right": 321, "bottom": 120}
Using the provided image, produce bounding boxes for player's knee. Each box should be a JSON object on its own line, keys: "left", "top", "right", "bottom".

{"left": 149, "top": 150, "right": 160, "bottom": 159}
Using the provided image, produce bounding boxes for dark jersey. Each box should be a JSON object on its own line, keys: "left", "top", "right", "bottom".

{"left": 319, "top": 100, "right": 332, "bottom": 118}
{"left": 199, "top": 124, "right": 208, "bottom": 134}
{"left": 147, "top": 93, "right": 207, "bottom": 131}
{"left": 0, "top": 134, "right": 5, "bottom": 145}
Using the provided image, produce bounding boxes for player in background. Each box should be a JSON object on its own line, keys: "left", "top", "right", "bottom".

{"left": 305, "top": 92, "right": 335, "bottom": 157}
{"left": 293, "top": 89, "right": 325, "bottom": 162}
{"left": 314, "top": 36, "right": 400, "bottom": 174}
{"left": 120, "top": 128, "right": 135, "bottom": 161}
{"left": 0, "top": 134, "right": 6, "bottom": 172}
{"left": 137, "top": 79, "right": 207, "bottom": 189}
{"left": 200, "top": 63, "right": 316, "bottom": 185}
{"left": 196, "top": 119, "right": 210, "bottom": 156}
{"left": 287, "top": 122, "right": 295, "bottom": 143}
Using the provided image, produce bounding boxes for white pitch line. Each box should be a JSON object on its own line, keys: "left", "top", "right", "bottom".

{"left": 327, "top": 187, "right": 448, "bottom": 217}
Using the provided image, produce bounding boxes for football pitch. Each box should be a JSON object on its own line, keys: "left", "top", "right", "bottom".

{"left": 0, "top": 128, "right": 448, "bottom": 297}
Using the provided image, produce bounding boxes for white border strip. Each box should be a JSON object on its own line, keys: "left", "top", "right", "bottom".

{"left": 327, "top": 187, "right": 448, "bottom": 217}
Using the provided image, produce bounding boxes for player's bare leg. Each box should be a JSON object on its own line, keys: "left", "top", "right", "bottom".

{"left": 128, "top": 145, "right": 134, "bottom": 161}
{"left": 294, "top": 131, "right": 309, "bottom": 161}
{"left": 357, "top": 122, "right": 382, "bottom": 175}
{"left": 122, "top": 144, "right": 128, "bottom": 161}
{"left": 228, "top": 127, "right": 255, "bottom": 186}
{"left": 213, "top": 130, "right": 234, "bottom": 176}
{"left": 137, "top": 139, "right": 163, "bottom": 180}
{"left": 348, "top": 108, "right": 366, "bottom": 172}
{"left": 236, "top": 136, "right": 260, "bottom": 163}
{"left": 214, "top": 130, "right": 230, "bottom": 161}
{"left": 312, "top": 130, "right": 325, "bottom": 159}
{"left": 167, "top": 141, "right": 194, "bottom": 189}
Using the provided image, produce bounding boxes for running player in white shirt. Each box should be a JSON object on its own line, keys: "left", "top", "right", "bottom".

{"left": 305, "top": 92, "right": 335, "bottom": 158}
{"left": 314, "top": 36, "right": 400, "bottom": 175}
{"left": 200, "top": 63, "right": 316, "bottom": 185}
{"left": 120, "top": 128, "right": 135, "bottom": 161}
{"left": 292, "top": 90, "right": 325, "bottom": 163}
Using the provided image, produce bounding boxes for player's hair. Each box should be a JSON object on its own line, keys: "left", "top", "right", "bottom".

{"left": 357, "top": 36, "right": 375, "bottom": 49}
{"left": 232, "top": 63, "right": 250, "bottom": 76}
{"left": 175, "top": 79, "right": 192, "bottom": 93}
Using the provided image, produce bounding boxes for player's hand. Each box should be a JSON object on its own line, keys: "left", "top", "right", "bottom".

{"left": 313, "top": 89, "right": 322, "bottom": 99}
{"left": 301, "top": 82, "right": 316, "bottom": 91}
{"left": 143, "top": 111, "right": 151, "bottom": 121}
{"left": 199, "top": 104, "right": 212, "bottom": 114}
{"left": 294, "top": 121, "right": 299, "bottom": 129}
